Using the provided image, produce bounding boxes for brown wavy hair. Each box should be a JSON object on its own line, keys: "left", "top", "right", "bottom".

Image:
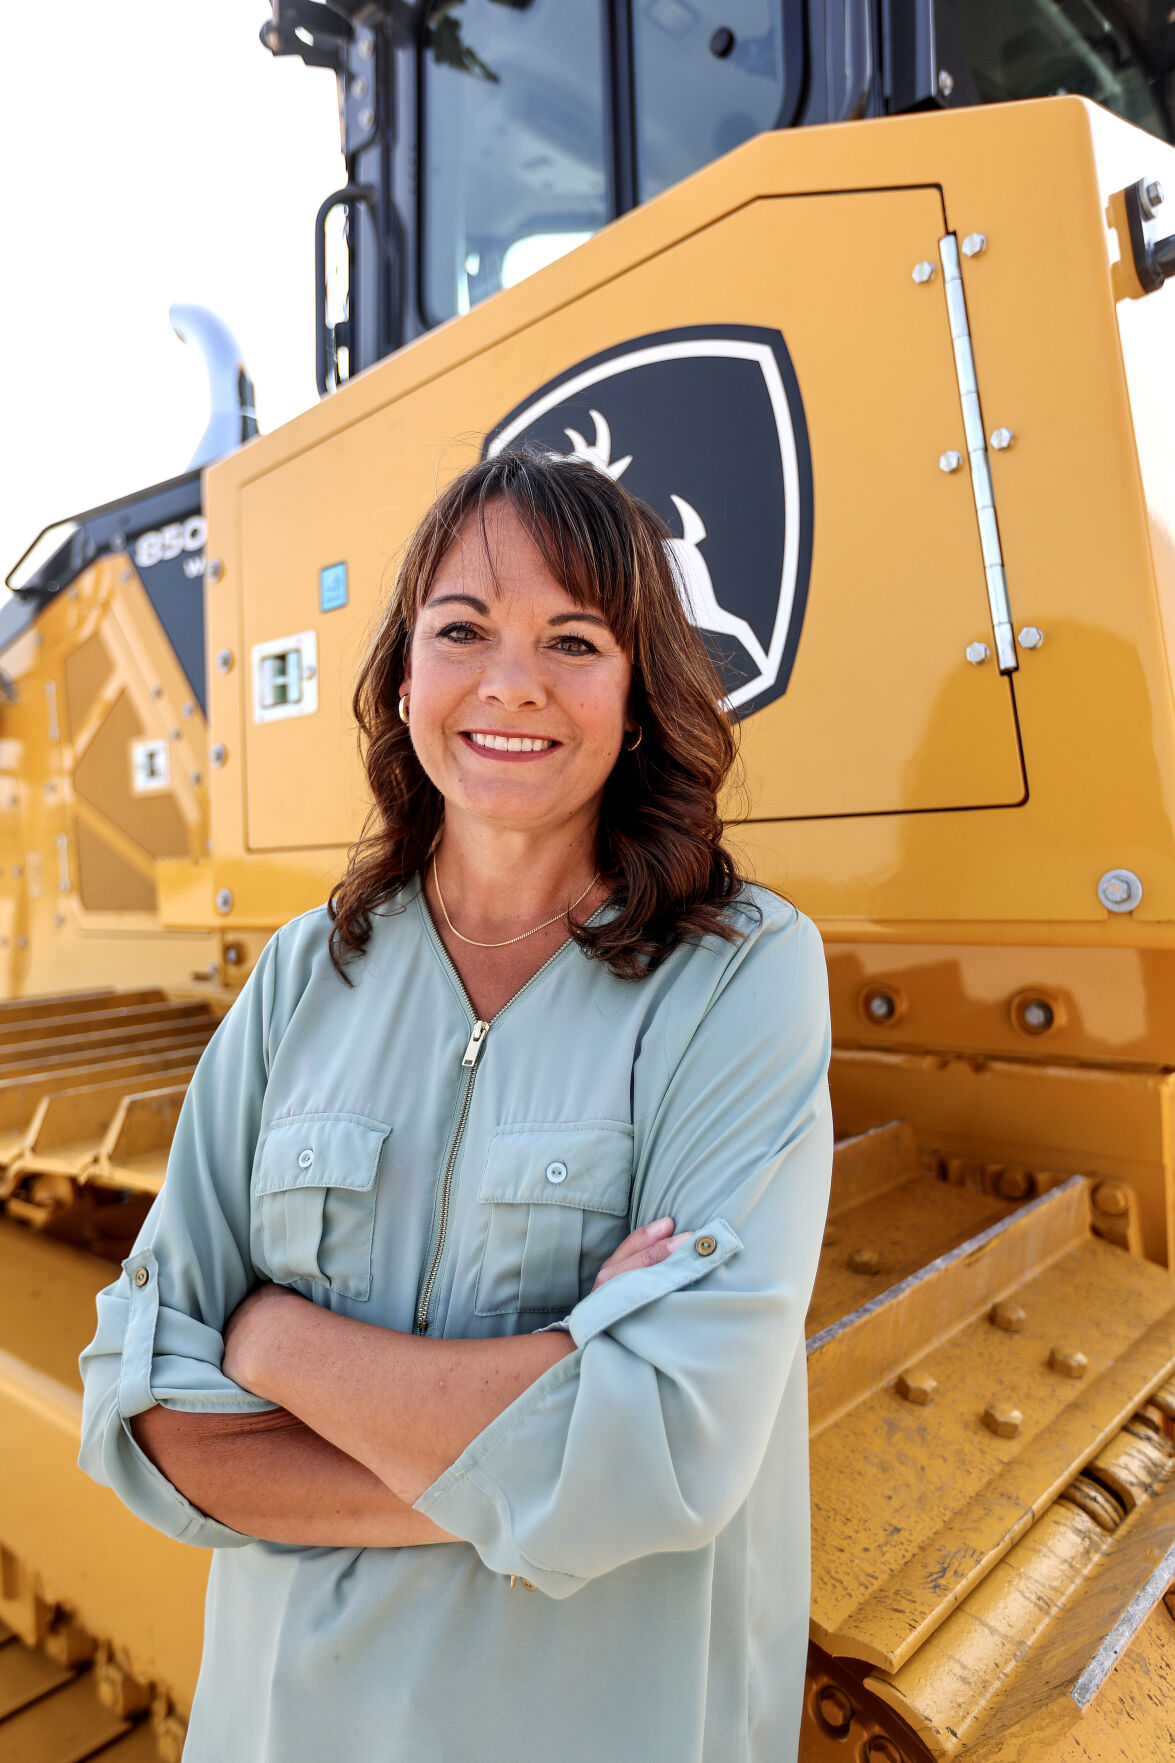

{"left": 327, "top": 447, "right": 758, "bottom": 982}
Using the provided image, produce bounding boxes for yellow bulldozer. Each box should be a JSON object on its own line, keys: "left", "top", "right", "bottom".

{"left": 5, "top": 1, "right": 1175, "bottom": 1756}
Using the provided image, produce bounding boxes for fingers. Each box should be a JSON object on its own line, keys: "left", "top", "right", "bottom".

{"left": 591, "top": 1223, "right": 695, "bottom": 1290}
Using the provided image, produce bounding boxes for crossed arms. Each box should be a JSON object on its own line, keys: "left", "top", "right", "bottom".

{"left": 129, "top": 1218, "right": 686, "bottom": 1548}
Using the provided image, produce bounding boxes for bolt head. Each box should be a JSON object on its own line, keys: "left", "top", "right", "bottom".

{"left": 210, "top": 743, "right": 227, "bottom": 767}
{"left": 1145, "top": 179, "right": 1165, "bottom": 213}
{"left": 216, "top": 649, "right": 234, "bottom": 673}
{"left": 709, "top": 26, "right": 735, "bottom": 57}
{"left": 962, "top": 232, "right": 987, "bottom": 257}
{"left": 1092, "top": 1181, "right": 1130, "bottom": 1218}
{"left": 847, "top": 1246, "right": 881, "bottom": 1275}
{"left": 357, "top": 34, "right": 374, "bottom": 58}
{"left": 1019, "top": 625, "right": 1044, "bottom": 650}
{"left": 990, "top": 1300, "right": 1027, "bottom": 1332}
{"left": 1049, "top": 1347, "right": 1088, "bottom": 1379}
{"left": 359, "top": 105, "right": 375, "bottom": 129}
{"left": 996, "top": 1166, "right": 1034, "bottom": 1200}
{"left": 966, "top": 641, "right": 990, "bottom": 665}
{"left": 1097, "top": 868, "right": 1143, "bottom": 913}
{"left": 1020, "top": 999, "right": 1054, "bottom": 1034}
{"left": 215, "top": 888, "right": 233, "bottom": 916}
{"left": 206, "top": 558, "right": 224, "bottom": 583}
{"left": 866, "top": 990, "right": 897, "bottom": 1022}
{"left": 983, "top": 1403, "right": 1023, "bottom": 1438}
{"left": 939, "top": 450, "right": 963, "bottom": 473}
{"left": 896, "top": 1369, "right": 937, "bottom": 1405}
{"left": 937, "top": 67, "right": 955, "bottom": 97}
{"left": 990, "top": 427, "right": 1015, "bottom": 450}
{"left": 912, "top": 260, "right": 936, "bottom": 284}
{"left": 816, "top": 1685, "right": 853, "bottom": 1733}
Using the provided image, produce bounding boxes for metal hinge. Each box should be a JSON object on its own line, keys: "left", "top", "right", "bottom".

{"left": 938, "top": 233, "right": 1018, "bottom": 674}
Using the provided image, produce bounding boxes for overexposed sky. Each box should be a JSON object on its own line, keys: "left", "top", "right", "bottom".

{"left": 0, "top": 1, "right": 344, "bottom": 601}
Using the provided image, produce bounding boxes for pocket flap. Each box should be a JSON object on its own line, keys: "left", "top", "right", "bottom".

{"left": 478, "top": 1121, "right": 634, "bottom": 1215}
{"left": 253, "top": 1112, "right": 391, "bottom": 1197}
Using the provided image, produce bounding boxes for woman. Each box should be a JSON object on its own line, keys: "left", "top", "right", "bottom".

{"left": 78, "top": 449, "right": 833, "bottom": 1763}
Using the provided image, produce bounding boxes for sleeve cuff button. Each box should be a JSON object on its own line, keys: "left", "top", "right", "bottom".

{"left": 133, "top": 1267, "right": 150, "bottom": 1287}
{"left": 695, "top": 1235, "right": 717, "bottom": 1257}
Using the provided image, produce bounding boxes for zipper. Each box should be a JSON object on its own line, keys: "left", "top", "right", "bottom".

{"left": 414, "top": 1019, "right": 489, "bottom": 1333}
{"left": 412, "top": 887, "right": 592, "bottom": 1336}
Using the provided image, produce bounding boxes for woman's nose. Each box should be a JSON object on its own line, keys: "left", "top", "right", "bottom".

{"left": 477, "top": 645, "right": 548, "bottom": 710}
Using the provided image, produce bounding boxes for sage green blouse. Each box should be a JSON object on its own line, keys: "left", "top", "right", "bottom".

{"left": 78, "top": 880, "right": 832, "bottom": 1763}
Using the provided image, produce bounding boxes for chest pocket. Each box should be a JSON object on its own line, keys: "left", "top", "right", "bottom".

{"left": 474, "top": 1121, "right": 634, "bottom": 1316}
{"left": 252, "top": 1112, "right": 391, "bottom": 1302}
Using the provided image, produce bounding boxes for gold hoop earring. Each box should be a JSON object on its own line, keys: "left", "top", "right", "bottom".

{"left": 624, "top": 725, "right": 643, "bottom": 752}
{"left": 398, "top": 695, "right": 410, "bottom": 725}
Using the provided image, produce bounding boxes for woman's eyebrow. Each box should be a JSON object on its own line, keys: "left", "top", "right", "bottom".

{"left": 425, "top": 593, "right": 489, "bottom": 613}
{"left": 547, "top": 611, "right": 611, "bottom": 630}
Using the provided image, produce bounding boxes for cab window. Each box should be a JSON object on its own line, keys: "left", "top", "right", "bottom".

{"left": 422, "top": 0, "right": 610, "bottom": 324}
{"left": 961, "top": 0, "right": 1171, "bottom": 138}
{"left": 632, "top": 0, "right": 792, "bottom": 201}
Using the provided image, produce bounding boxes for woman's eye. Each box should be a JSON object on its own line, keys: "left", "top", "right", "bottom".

{"left": 436, "top": 622, "right": 481, "bottom": 643}
{"left": 551, "top": 634, "right": 599, "bottom": 656}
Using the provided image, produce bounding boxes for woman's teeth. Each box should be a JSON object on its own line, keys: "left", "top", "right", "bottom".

{"left": 468, "top": 733, "right": 555, "bottom": 752}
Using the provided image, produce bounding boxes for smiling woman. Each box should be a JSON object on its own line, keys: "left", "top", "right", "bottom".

{"left": 77, "top": 447, "right": 834, "bottom": 1763}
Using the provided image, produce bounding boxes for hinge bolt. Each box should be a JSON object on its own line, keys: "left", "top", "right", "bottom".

{"left": 912, "top": 260, "right": 936, "bottom": 284}
{"left": 847, "top": 1246, "right": 881, "bottom": 1275}
{"left": 215, "top": 888, "right": 233, "bottom": 916}
{"left": 990, "top": 1300, "right": 1027, "bottom": 1332}
{"left": 962, "top": 232, "right": 987, "bottom": 257}
{"left": 939, "top": 450, "right": 963, "bottom": 473}
{"left": 990, "top": 427, "right": 1015, "bottom": 450}
{"left": 966, "top": 641, "right": 990, "bottom": 665}
{"left": 1019, "top": 626, "right": 1044, "bottom": 649}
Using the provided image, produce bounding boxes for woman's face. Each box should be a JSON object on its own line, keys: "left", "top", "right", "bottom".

{"left": 400, "top": 500, "right": 635, "bottom": 839}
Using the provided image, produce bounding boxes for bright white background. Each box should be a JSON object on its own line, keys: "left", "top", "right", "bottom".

{"left": 0, "top": 1, "right": 344, "bottom": 603}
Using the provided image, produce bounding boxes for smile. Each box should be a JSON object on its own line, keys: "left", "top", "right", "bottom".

{"left": 464, "top": 731, "right": 558, "bottom": 754}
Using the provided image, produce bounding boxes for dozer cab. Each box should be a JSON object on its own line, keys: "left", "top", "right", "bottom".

{"left": 4, "top": 3, "right": 1175, "bottom": 1756}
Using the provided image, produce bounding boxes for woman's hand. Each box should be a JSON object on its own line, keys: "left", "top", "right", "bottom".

{"left": 592, "top": 1216, "right": 693, "bottom": 1291}
{"left": 222, "top": 1282, "right": 307, "bottom": 1395}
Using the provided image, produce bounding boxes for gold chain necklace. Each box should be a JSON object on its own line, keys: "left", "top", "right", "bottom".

{"left": 431, "top": 852, "right": 599, "bottom": 949}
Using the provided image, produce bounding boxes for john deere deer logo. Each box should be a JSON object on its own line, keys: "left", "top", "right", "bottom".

{"left": 485, "top": 325, "right": 813, "bottom": 718}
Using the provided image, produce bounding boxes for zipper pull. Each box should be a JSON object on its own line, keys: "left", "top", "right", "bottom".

{"left": 461, "top": 1019, "right": 490, "bottom": 1068}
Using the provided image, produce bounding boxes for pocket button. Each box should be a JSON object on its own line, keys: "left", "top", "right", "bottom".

{"left": 545, "top": 1160, "right": 568, "bottom": 1185}
{"left": 298, "top": 1148, "right": 315, "bottom": 1170}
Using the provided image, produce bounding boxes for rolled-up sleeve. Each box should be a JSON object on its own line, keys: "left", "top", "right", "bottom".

{"left": 77, "top": 932, "right": 283, "bottom": 1549}
{"left": 414, "top": 906, "right": 833, "bottom": 1596}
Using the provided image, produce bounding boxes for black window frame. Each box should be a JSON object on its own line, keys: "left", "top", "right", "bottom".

{"left": 414, "top": 1, "right": 809, "bottom": 329}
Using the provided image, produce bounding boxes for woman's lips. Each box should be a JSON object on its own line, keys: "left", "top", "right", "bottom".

{"left": 459, "top": 731, "right": 561, "bottom": 762}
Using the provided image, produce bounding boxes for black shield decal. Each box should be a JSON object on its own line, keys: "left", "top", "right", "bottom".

{"left": 483, "top": 324, "right": 813, "bottom": 718}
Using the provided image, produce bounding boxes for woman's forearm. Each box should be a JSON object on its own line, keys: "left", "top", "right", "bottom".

{"left": 226, "top": 1295, "right": 576, "bottom": 1504}
{"left": 129, "top": 1404, "right": 457, "bottom": 1547}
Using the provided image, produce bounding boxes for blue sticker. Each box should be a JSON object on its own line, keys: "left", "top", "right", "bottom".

{"left": 319, "top": 562, "right": 348, "bottom": 612}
